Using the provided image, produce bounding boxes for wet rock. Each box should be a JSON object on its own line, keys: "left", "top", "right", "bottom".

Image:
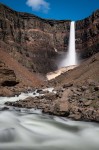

{"left": 69, "top": 113, "right": 81, "bottom": 120}
{"left": 82, "top": 108, "right": 95, "bottom": 121}
{"left": 53, "top": 101, "right": 70, "bottom": 116}
{"left": 36, "top": 89, "right": 43, "bottom": 93}
{"left": 1, "top": 107, "right": 9, "bottom": 111}
{"left": 38, "top": 90, "right": 49, "bottom": 94}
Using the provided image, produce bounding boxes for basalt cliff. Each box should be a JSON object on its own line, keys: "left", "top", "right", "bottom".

{"left": 76, "top": 11, "right": 99, "bottom": 58}
{"left": 0, "top": 3, "right": 99, "bottom": 75}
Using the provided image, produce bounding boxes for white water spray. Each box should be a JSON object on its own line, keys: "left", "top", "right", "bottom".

{"left": 59, "top": 21, "right": 78, "bottom": 68}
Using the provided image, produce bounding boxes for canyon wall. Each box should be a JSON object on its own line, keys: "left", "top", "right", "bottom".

{"left": 0, "top": 3, "right": 70, "bottom": 74}
{"left": 76, "top": 10, "right": 99, "bottom": 59}
{"left": 0, "top": 3, "right": 99, "bottom": 74}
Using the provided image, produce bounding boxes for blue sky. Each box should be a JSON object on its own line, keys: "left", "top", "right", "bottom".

{"left": 0, "top": 0, "right": 99, "bottom": 20}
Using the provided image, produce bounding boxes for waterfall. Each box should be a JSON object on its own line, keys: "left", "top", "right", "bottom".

{"left": 58, "top": 21, "right": 78, "bottom": 68}
{"left": 67, "top": 21, "right": 77, "bottom": 66}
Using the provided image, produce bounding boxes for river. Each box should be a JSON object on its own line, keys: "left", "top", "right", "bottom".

{"left": 0, "top": 89, "right": 99, "bottom": 150}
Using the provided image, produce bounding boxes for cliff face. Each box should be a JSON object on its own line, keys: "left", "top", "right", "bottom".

{"left": 0, "top": 3, "right": 99, "bottom": 74}
{"left": 76, "top": 10, "right": 99, "bottom": 58}
{"left": 0, "top": 3, "right": 70, "bottom": 74}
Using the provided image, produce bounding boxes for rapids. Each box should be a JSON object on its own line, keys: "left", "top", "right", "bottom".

{"left": 0, "top": 111, "right": 99, "bottom": 150}
{"left": 0, "top": 89, "right": 99, "bottom": 150}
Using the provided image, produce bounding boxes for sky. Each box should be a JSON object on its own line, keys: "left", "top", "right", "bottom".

{"left": 0, "top": 0, "right": 99, "bottom": 20}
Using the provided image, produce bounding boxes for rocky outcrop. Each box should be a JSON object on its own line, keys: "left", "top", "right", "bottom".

{"left": 0, "top": 61, "right": 18, "bottom": 87}
{"left": 76, "top": 10, "right": 99, "bottom": 58}
{"left": 0, "top": 61, "right": 19, "bottom": 96}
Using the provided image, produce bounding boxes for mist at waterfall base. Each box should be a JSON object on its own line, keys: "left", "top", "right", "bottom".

{"left": 58, "top": 21, "right": 79, "bottom": 69}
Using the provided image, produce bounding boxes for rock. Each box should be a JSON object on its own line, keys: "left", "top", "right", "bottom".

{"left": 1, "top": 107, "right": 9, "bottom": 111}
{"left": 63, "top": 83, "right": 73, "bottom": 88}
{"left": 0, "top": 4, "right": 99, "bottom": 77}
{"left": 39, "top": 90, "right": 49, "bottom": 94}
{"left": 69, "top": 113, "right": 81, "bottom": 120}
{"left": 56, "top": 92, "right": 62, "bottom": 98}
{"left": 0, "top": 87, "right": 14, "bottom": 97}
{"left": 76, "top": 9, "right": 99, "bottom": 59}
{"left": 82, "top": 108, "right": 95, "bottom": 121}
{"left": 87, "top": 79, "right": 96, "bottom": 86}
{"left": 53, "top": 101, "right": 70, "bottom": 116}
{"left": 0, "top": 4, "right": 69, "bottom": 74}
{"left": 0, "top": 62, "right": 19, "bottom": 87}
{"left": 94, "top": 86, "right": 99, "bottom": 91}
{"left": 87, "top": 97, "right": 95, "bottom": 100}
{"left": 83, "top": 100, "right": 92, "bottom": 106}
{"left": 85, "top": 90, "right": 90, "bottom": 94}
{"left": 79, "top": 98, "right": 87, "bottom": 102}
{"left": 81, "top": 86, "right": 87, "bottom": 91}
{"left": 36, "top": 89, "right": 43, "bottom": 93}
{"left": 41, "top": 93, "right": 57, "bottom": 100}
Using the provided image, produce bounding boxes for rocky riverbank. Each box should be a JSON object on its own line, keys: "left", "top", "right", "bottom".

{"left": 1, "top": 52, "right": 99, "bottom": 122}
{"left": 5, "top": 79, "right": 99, "bottom": 122}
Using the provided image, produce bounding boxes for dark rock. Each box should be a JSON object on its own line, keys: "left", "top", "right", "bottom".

{"left": 36, "top": 89, "right": 43, "bottom": 93}
{"left": 1, "top": 81, "right": 19, "bottom": 87}
{"left": 81, "top": 86, "right": 87, "bottom": 91}
{"left": 94, "top": 86, "right": 99, "bottom": 91}
{"left": 63, "top": 83, "right": 73, "bottom": 88}
{"left": 0, "top": 63, "right": 18, "bottom": 87}
{"left": 1, "top": 107, "right": 9, "bottom": 111}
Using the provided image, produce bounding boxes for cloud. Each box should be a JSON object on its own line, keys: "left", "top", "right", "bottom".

{"left": 26, "top": 0, "right": 50, "bottom": 13}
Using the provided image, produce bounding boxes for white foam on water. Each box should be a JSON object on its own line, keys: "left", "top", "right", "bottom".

{"left": 0, "top": 111, "right": 99, "bottom": 150}
{"left": 0, "top": 87, "right": 55, "bottom": 106}
{"left": 0, "top": 87, "right": 99, "bottom": 150}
